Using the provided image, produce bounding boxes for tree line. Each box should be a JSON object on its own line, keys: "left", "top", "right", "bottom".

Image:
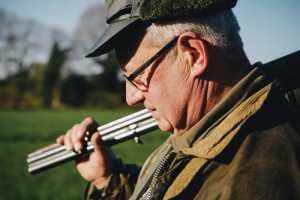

{"left": 0, "top": 4, "right": 128, "bottom": 110}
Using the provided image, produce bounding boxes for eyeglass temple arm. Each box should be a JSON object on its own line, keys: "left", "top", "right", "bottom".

{"left": 127, "top": 36, "right": 179, "bottom": 81}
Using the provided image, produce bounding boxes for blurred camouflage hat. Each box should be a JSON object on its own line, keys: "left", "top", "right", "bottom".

{"left": 86, "top": 0, "right": 237, "bottom": 57}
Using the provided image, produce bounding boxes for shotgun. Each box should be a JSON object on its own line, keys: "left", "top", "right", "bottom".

{"left": 27, "top": 50, "right": 300, "bottom": 175}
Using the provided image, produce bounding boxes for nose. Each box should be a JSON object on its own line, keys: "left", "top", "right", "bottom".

{"left": 125, "top": 83, "right": 144, "bottom": 106}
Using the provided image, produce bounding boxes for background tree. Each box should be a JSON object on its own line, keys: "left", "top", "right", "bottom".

{"left": 68, "top": 3, "right": 126, "bottom": 107}
{"left": 73, "top": 3, "right": 106, "bottom": 52}
{"left": 0, "top": 8, "right": 50, "bottom": 109}
{"left": 95, "top": 51, "right": 120, "bottom": 91}
{"left": 42, "top": 42, "right": 68, "bottom": 108}
{"left": 71, "top": 3, "right": 121, "bottom": 92}
{"left": 60, "top": 74, "right": 88, "bottom": 107}
{"left": 0, "top": 4, "right": 126, "bottom": 109}
{"left": 0, "top": 8, "right": 47, "bottom": 78}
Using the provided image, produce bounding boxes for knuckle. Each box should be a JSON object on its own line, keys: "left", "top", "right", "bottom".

{"left": 83, "top": 117, "right": 94, "bottom": 125}
{"left": 72, "top": 123, "right": 80, "bottom": 132}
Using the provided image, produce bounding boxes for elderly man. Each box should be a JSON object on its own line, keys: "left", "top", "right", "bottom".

{"left": 57, "top": 0, "right": 300, "bottom": 199}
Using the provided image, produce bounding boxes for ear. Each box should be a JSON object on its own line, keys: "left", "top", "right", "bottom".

{"left": 177, "top": 32, "right": 209, "bottom": 77}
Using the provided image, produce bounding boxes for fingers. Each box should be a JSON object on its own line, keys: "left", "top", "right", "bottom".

{"left": 61, "top": 117, "right": 99, "bottom": 152}
{"left": 56, "top": 135, "right": 64, "bottom": 144}
{"left": 64, "top": 129, "right": 73, "bottom": 151}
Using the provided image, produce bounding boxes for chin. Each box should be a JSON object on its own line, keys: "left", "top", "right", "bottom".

{"left": 156, "top": 120, "right": 173, "bottom": 133}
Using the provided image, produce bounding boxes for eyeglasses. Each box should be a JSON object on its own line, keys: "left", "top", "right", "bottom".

{"left": 122, "top": 36, "right": 179, "bottom": 90}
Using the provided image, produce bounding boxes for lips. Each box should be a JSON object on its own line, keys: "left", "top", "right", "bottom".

{"left": 147, "top": 108, "right": 156, "bottom": 113}
{"left": 149, "top": 109, "right": 159, "bottom": 119}
{"left": 145, "top": 105, "right": 156, "bottom": 116}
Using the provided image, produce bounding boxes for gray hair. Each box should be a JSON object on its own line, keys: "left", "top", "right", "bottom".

{"left": 146, "top": 10, "right": 243, "bottom": 58}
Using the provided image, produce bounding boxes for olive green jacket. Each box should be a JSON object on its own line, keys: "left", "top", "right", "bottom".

{"left": 86, "top": 64, "right": 300, "bottom": 199}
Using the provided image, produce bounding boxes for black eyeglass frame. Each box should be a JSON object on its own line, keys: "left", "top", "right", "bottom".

{"left": 123, "top": 36, "right": 179, "bottom": 89}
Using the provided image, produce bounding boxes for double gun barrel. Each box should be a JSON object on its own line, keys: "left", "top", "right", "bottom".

{"left": 27, "top": 109, "right": 158, "bottom": 174}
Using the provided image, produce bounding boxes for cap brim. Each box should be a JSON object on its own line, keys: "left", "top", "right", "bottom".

{"left": 85, "top": 17, "right": 140, "bottom": 57}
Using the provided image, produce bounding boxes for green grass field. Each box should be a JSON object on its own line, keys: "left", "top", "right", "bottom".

{"left": 0, "top": 109, "right": 169, "bottom": 199}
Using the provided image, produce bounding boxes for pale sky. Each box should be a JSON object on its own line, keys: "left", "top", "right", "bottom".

{"left": 0, "top": 0, "right": 299, "bottom": 64}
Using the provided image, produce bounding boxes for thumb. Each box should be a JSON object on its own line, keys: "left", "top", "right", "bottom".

{"left": 91, "top": 133, "right": 114, "bottom": 160}
{"left": 91, "top": 133, "right": 106, "bottom": 154}
{"left": 90, "top": 132, "right": 116, "bottom": 172}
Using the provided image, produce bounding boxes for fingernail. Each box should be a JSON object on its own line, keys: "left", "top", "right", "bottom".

{"left": 77, "top": 130, "right": 81, "bottom": 137}
{"left": 66, "top": 144, "right": 72, "bottom": 151}
{"left": 74, "top": 143, "right": 81, "bottom": 153}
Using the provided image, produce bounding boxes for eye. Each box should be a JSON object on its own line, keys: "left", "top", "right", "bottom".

{"left": 133, "top": 74, "right": 141, "bottom": 84}
{"left": 133, "top": 70, "right": 145, "bottom": 84}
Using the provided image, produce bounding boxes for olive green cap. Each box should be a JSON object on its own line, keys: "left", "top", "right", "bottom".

{"left": 86, "top": 0, "right": 237, "bottom": 57}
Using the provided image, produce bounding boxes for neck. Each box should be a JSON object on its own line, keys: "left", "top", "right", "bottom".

{"left": 174, "top": 48, "right": 251, "bottom": 136}
{"left": 201, "top": 47, "right": 251, "bottom": 113}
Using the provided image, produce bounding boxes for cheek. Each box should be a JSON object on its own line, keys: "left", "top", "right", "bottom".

{"left": 152, "top": 74, "right": 186, "bottom": 122}
{"left": 156, "top": 63, "right": 188, "bottom": 97}
{"left": 149, "top": 61, "right": 191, "bottom": 126}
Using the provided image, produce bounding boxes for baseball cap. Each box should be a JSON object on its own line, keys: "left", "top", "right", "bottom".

{"left": 85, "top": 0, "right": 237, "bottom": 57}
